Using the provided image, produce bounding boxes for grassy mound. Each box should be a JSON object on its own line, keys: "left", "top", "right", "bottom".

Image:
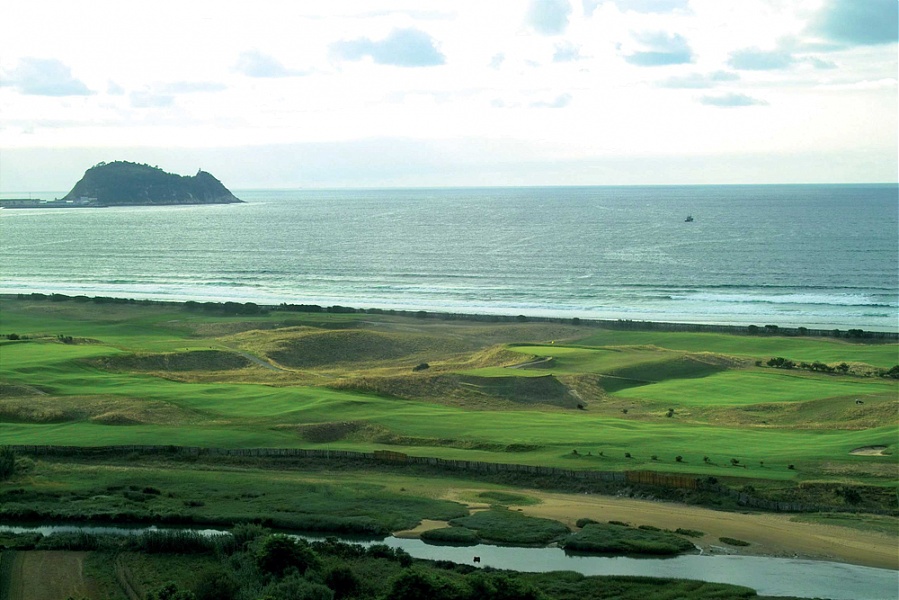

{"left": 330, "top": 373, "right": 581, "bottom": 408}
{"left": 99, "top": 350, "right": 252, "bottom": 372}
{"left": 266, "top": 329, "right": 472, "bottom": 368}
{"left": 563, "top": 522, "right": 696, "bottom": 555}
{"left": 603, "top": 353, "right": 732, "bottom": 384}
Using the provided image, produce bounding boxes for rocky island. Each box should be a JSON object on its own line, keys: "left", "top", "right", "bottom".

{"left": 1, "top": 161, "right": 242, "bottom": 208}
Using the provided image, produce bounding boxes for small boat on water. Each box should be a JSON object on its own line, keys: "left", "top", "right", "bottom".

{"left": 684, "top": 215, "right": 694, "bottom": 222}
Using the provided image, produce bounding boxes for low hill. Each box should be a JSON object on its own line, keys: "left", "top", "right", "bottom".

{"left": 62, "top": 161, "right": 242, "bottom": 206}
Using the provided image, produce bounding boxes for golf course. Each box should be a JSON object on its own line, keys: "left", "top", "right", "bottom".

{"left": 1, "top": 294, "right": 896, "bottom": 599}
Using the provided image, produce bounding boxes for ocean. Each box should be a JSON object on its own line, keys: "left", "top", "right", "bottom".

{"left": 1, "top": 184, "right": 897, "bottom": 331}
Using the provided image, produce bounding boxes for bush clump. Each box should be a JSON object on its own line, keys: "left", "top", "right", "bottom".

{"left": 420, "top": 527, "right": 480, "bottom": 545}
{"left": 563, "top": 523, "right": 696, "bottom": 556}
{"left": 719, "top": 537, "right": 751, "bottom": 547}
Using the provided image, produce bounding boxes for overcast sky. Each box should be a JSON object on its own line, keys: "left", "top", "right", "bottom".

{"left": 1, "top": 0, "right": 896, "bottom": 190}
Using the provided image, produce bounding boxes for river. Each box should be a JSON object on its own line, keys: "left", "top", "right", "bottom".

{"left": 1, "top": 524, "right": 895, "bottom": 599}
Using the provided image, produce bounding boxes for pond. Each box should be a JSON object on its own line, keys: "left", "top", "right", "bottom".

{"left": 1, "top": 524, "right": 895, "bottom": 600}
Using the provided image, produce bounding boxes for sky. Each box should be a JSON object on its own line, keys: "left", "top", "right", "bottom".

{"left": 1, "top": 0, "right": 897, "bottom": 190}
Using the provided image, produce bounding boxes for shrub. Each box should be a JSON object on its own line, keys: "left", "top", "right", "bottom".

{"left": 563, "top": 523, "right": 695, "bottom": 556}
{"left": 194, "top": 569, "right": 239, "bottom": 600}
{"left": 575, "top": 518, "right": 598, "bottom": 528}
{"left": 420, "top": 527, "right": 480, "bottom": 545}
{"left": 324, "top": 565, "right": 361, "bottom": 599}
{"left": 719, "top": 537, "right": 750, "bottom": 547}
{"left": 675, "top": 528, "right": 704, "bottom": 538}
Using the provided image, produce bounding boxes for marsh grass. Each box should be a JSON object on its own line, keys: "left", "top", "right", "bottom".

{"left": 448, "top": 508, "right": 570, "bottom": 545}
{"left": 563, "top": 523, "right": 696, "bottom": 556}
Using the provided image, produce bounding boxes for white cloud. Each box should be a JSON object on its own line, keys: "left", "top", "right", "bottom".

{"left": 699, "top": 93, "right": 768, "bottom": 107}
{"left": 235, "top": 51, "right": 307, "bottom": 78}
{"left": 1, "top": 58, "right": 92, "bottom": 96}
{"left": 0, "top": 0, "right": 895, "bottom": 188}
{"left": 330, "top": 28, "right": 445, "bottom": 67}
{"left": 624, "top": 32, "right": 693, "bottom": 66}
{"left": 526, "top": 0, "right": 572, "bottom": 35}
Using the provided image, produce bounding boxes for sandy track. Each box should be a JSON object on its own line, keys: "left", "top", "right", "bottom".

{"left": 511, "top": 490, "right": 898, "bottom": 570}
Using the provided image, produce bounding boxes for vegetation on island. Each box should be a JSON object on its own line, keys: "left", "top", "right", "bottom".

{"left": 60, "top": 160, "right": 242, "bottom": 206}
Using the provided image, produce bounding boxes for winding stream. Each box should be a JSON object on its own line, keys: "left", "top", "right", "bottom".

{"left": 1, "top": 524, "right": 895, "bottom": 600}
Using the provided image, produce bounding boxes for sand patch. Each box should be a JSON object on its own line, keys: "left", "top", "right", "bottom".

{"left": 849, "top": 445, "right": 888, "bottom": 456}
{"left": 393, "top": 519, "right": 449, "bottom": 538}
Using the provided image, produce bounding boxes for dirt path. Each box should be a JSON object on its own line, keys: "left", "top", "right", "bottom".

{"left": 510, "top": 490, "right": 898, "bottom": 570}
{"left": 5, "top": 551, "right": 97, "bottom": 600}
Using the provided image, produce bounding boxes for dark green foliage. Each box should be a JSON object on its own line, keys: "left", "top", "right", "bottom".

{"left": 467, "top": 572, "right": 546, "bottom": 600}
{"left": 366, "top": 544, "right": 413, "bottom": 567}
{"left": 323, "top": 565, "right": 361, "bottom": 599}
{"left": 449, "top": 509, "right": 569, "bottom": 545}
{"left": 260, "top": 573, "right": 334, "bottom": 600}
{"left": 674, "top": 528, "right": 705, "bottom": 538}
{"left": 146, "top": 582, "right": 196, "bottom": 600}
{"left": 256, "top": 534, "right": 320, "bottom": 577}
{"left": 575, "top": 518, "right": 598, "bottom": 528}
{"left": 0, "top": 447, "right": 15, "bottom": 480}
{"left": 384, "top": 568, "right": 462, "bottom": 600}
{"left": 133, "top": 530, "right": 219, "bottom": 554}
{"left": 34, "top": 531, "right": 101, "bottom": 550}
{"left": 563, "top": 523, "right": 696, "bottom": 556}
{"left": 62, "top": 161, "right": 241, "bottom": 206}
{"left": 232, "top": 523, "right": 268, "bottom": 549}
{"left": 767, "top": 357, "right": 795, "bottom": 369}
{"left": 194, "top": 569, "right": 239, "bottom": 600}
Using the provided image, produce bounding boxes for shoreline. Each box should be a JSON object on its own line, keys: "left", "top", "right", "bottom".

{"left": 5, "top": 292, "right": 897, "bottom": 338}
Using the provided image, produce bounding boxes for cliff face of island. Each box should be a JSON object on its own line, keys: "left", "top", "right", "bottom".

{"left": 59, "top": 161, "right": 242, "bottom": 206}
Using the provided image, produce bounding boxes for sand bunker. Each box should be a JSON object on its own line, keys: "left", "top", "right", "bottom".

{"left": 849, "top": 445, "right": 888, "bottom": 456}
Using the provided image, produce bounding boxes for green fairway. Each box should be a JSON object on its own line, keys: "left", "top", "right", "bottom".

{"left": 1, "top": 296, "right": 896, "bottom": 486}
{"left": 573, "top": 330, "right": 899, "bottom": 368}
{"left": 613, "top": 369, "right": 896, "bottom": 406}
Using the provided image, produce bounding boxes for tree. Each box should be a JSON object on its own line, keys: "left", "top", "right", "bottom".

{"left": 386, "top": 568, "right": 460, "bottom": 600}
{"left": 256, "top": 535, "right": 320, "bottom": 577}
{"left": 0, "top": 447, "right": 15, "bottom": 480}
{"left": 324, "top": 565, "right": 360, "bottom": 599}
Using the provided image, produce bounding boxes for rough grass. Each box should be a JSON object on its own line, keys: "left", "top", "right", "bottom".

{"left": 262, "top": 329, "right": 474, "bottom": 369}
{"left": 0, "top": 395, "right": 199, "bottom": 426}
{"left": 96, "top": 350, "right": 252, "bottom": 372}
